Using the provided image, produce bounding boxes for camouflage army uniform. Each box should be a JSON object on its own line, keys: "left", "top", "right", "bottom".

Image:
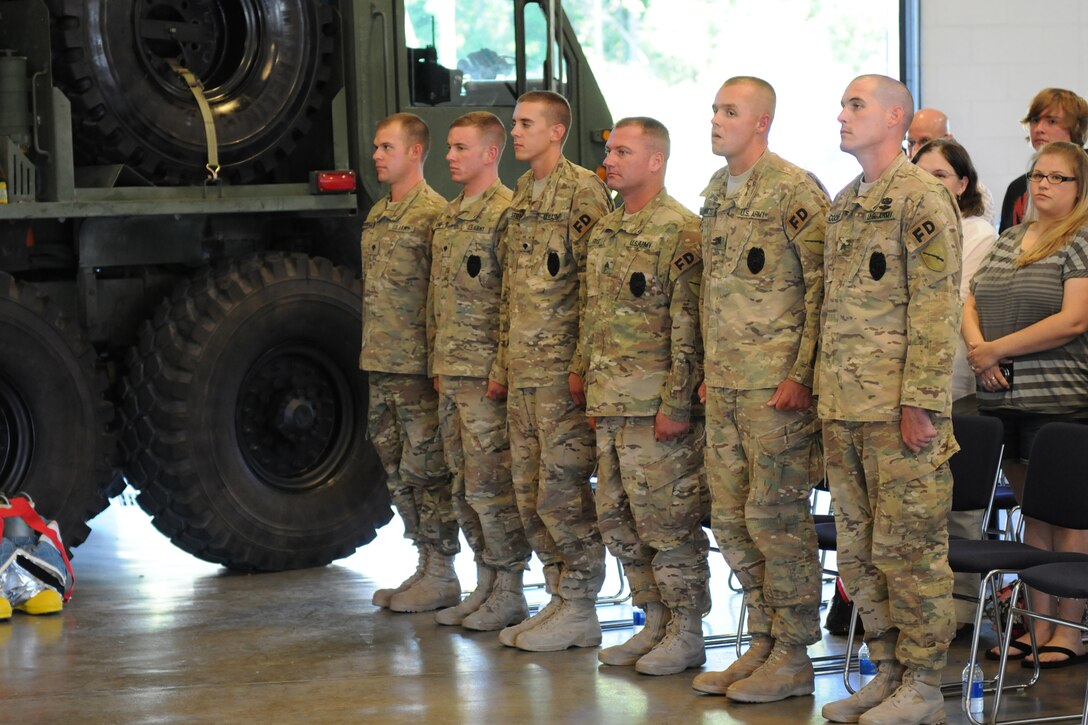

{"left": 428, "top": 180, "right": 531, "bottom": 572}
{"left": 700, "top": 152, "right": 828, "bottom": 647}
{"left": 819, "top": 153, "right": 961, "bottom": 670}
{"left": 360, "top": 180, "right": 458, "bottom": 557}
{"left": 493, "top": 157, "right": 612, "bottom": 601}
{"left": 577, "top": 189, "right": 709, "bottom": 615}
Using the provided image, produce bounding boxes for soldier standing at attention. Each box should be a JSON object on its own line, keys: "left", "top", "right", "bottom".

{"left": 820, "top": 75, "right": 961, "bottom": 725}
{"left": 490, "top": 90, "right": 613, "bottom": 652}
{"left": 428, "top": 112, "right": 533, "bottom": 631}
{"left": 362, "top": 113, "right": 459, "bottom": 613}
{"left": 580, "top": 117, "right": 709, "bottom": 676}
{"left": 690, "top": 76, "right": 828, "bottom": 703}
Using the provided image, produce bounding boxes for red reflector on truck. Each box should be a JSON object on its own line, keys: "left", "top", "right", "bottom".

{"left": 311, "top": 170, "right": 357, "bottom": 193}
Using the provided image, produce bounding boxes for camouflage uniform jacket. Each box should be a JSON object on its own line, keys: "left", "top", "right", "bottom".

{"left": 491, "top": 156, "right": 612, "bottom": 389}
{"left": 818, "top": 153, "right": 962, "bottom": 422}
{"left": 359, "top": 180, "right": 446, "bottom": 374}
{"left": 579, "top": 189, "right": 703, "bottom": 421}
{"left": 700, "top": 151, "right": 828, "bottom": 390}
{"left": 427, "top": 179, "right": 513, "bottom": 378}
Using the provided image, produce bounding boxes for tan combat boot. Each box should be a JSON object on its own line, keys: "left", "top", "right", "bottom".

{"left": 634, "top": 608, "right": 706, "bottom": 675}
{"left": 435, "top": 563, "right": 496, "bottom": 626}
{"left": 499, "top": 564, "right": 562, "bottom": 647}
{"left": 692, "top": 633, "right": 774, "bottom": 694}
{"left": 822, "top": 659, "right": 906, "bottom": 723}
{"left": 388, "top": 551, "right": 461, "bottom": 613}
{"left": 725, "top": 640, "right": 814, "bottom": 703}
{"left": 462, "top": 568, "right": 530, "bottom": 631}
{"left": 515, "top": 597, "right": 602, "bottom": 652}
{"left": 858, "top": 668, "right": 946, "bottom": 725}
{"left": 599, "top": 601, "right": 670, "bottom": 666}
{"left": 372, "top": 546, "right": 428, "bottom": 608}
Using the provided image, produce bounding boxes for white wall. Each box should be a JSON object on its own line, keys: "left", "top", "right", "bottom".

{"left": 919, "top": 0, "right": 1088, "bottom": 214}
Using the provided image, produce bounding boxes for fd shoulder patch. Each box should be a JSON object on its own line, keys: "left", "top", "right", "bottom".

{"left": 672, "top": 250, "right": 701, "bottom": 273}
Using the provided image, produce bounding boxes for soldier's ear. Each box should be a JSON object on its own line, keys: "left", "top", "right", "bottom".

{"left": 648, "top": 151, "right": 665, "bottom": 174}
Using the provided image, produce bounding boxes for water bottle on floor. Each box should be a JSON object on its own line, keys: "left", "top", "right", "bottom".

{"left": 962, "top": 661, "right": 984, "bottom": 716}
{"left": 858, "top": 642, "right": 876, "bottom": 686}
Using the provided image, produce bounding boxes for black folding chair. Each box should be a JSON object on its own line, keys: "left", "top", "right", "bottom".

{"left": 954, "top": 422, "right": 1088, "bottom": 720}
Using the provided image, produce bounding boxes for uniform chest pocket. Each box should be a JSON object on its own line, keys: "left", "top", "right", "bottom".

{"left": 525, "top": 232, "right": 573, "bottom": 292}
{"left": 617, "top": 250, "right": 664, "bottom": 307}
{"left": 853, "top": 231, "right": 907, "bottom": 303}
{"left": 454, "top": 236, "right": 500, "bottom": 291}
{"left": 725, "top": 220, "right": 779, "bottom": 293}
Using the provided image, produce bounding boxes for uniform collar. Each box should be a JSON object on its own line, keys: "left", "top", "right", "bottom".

{"left": 519, "top": 156, "right": 575, "bottom": 203}
{"left": 601, "top": 188, "right": 669, "bottom": 233}
{"left": 727, "top": 150, "right": 775, "bottom": 206}
{"left": 452, "top": 178, "right": 505, "bottom": 221}
{"left": 849, "top": 153, "right": 909, "bottom": 211}
{"left": 376, "top": 180, "right": 430, "bottom": 222}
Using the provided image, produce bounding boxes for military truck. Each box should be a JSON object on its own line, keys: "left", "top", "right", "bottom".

{"left": 0, "top": 0, "right": 611, "bottom": 570}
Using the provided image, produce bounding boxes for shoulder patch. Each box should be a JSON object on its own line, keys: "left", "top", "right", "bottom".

{"left": 688, "top": 275, "right": 702, "bottom": 300}
{"left": 572, "top": 211, "right": 596, "bottom": 235}
{"left": 920, "top": 238, "right": 949, "bottom": 273}
{"left": 909, "top": 217, "right": 938, "bottom": 247}
{"left": 787, "top": 206, "right": 813, "bottom": 232}
{"left": 801, "top": 235, "right": 825, "bottom": 257}
{"left": 673, "top": 250, "right": 702, "bottom": 273}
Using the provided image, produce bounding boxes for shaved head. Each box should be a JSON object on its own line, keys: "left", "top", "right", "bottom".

{"left": 911, "top": 108, "right": 949, "bottom": 138}
{"left": 723, "top": 76, "right": 777, "bottom": 125}
{"left": 854, "top": 74, "right": 914, "bottom": 132}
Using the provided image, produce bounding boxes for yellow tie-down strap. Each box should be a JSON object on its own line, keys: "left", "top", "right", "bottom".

{"left": 170, "top": 62, "right": 220, "bottom": 181}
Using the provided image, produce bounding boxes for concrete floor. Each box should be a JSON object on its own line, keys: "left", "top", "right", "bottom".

{"left": 3, "top": 493, "right": 1086, "bottom": 724}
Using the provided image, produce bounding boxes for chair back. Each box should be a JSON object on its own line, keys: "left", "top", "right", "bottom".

{"left": 949, "top": 415, "right": 1005, "bottom": 512}
{"left": 1021, "top": 422, "right": 1088, "bottom": 530}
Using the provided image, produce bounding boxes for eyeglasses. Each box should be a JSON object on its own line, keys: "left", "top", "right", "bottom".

{"left": 1027, "top": 171, "right": 1078, "bottom": 185}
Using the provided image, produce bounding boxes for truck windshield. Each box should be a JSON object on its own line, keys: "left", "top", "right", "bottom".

{"left": 404, "top": 0, "right": 549, "bottom": 106}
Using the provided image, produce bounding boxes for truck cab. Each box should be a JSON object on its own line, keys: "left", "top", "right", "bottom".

{"left": 0, "top": 0, "right": 611, "bottom": 570}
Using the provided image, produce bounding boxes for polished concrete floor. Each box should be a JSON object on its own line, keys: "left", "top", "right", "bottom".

{"left": 3, "top": 492, "right": 1087, "bottom": 724}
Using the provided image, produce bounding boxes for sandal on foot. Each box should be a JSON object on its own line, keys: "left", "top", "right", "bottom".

{"left": 986, "top": 639, "right": 1032, "bottom": 661}
{"left": 1023, "top": 645, "right": 1088, "bottom": 669}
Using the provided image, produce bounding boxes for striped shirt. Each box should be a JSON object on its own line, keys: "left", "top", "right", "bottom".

{"left": 971, "top": 224, "right": 1088, "bottom": 413}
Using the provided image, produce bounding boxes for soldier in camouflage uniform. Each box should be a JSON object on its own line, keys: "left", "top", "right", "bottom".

{"left": 578, "top": 117, "right": 709, "bottom": 676}
{"left": 361, "top": 113, "right": 459, "bottom": 614}
{"left": 689, "top": 77, "right": 828, "bottom": 703}
{"left": 489, "top": 91, "right": 613, "bottom": 652}
{"left": 820, "top": 76, "right": 961, "bottom": 725}
{"left": 427, "top": 112, "right": 533, "bottom": 631}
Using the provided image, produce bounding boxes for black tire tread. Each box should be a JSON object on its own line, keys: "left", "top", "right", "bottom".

{"left": 121, "top": 253, "right": 390, "bottom": 571}
{"left": 0, "top": 272, "right": 116, "bottom": 550}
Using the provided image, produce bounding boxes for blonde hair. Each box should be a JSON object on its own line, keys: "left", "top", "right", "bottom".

{"left": 1020, "top": 141, "right": 1088, "bottom": 267}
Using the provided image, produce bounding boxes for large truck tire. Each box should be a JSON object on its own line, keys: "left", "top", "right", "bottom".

{"left": 121, "top": 253, "right": 391, "bottom": 571}
{"left": 47, "top": 0, "right": 335, "bottom": 184}
{"left": 0, "top": 273, "right": 116, "bottom": 550}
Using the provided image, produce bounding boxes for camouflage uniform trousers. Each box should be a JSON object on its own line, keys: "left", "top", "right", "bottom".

{"left": 594, "top": 415, "right": 710, "bottom": 613}
{"left": 823, "top": 419, "right": 955, "bottom": 670}
{"left": 507, "top": 384, "right": 605, "bottom": 600}
{"left": 438, "top": 375, "right": 531, "bottom": 572}
{"left": 368, "top": 371, "right": 459, "bottom": 556}
{"left": 706, "top": 387, "right": 822, "bottom": 645}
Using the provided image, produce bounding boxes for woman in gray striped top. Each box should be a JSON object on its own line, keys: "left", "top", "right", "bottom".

{"left": 963, "top": 140, "right": 1088, "bottom": 667}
